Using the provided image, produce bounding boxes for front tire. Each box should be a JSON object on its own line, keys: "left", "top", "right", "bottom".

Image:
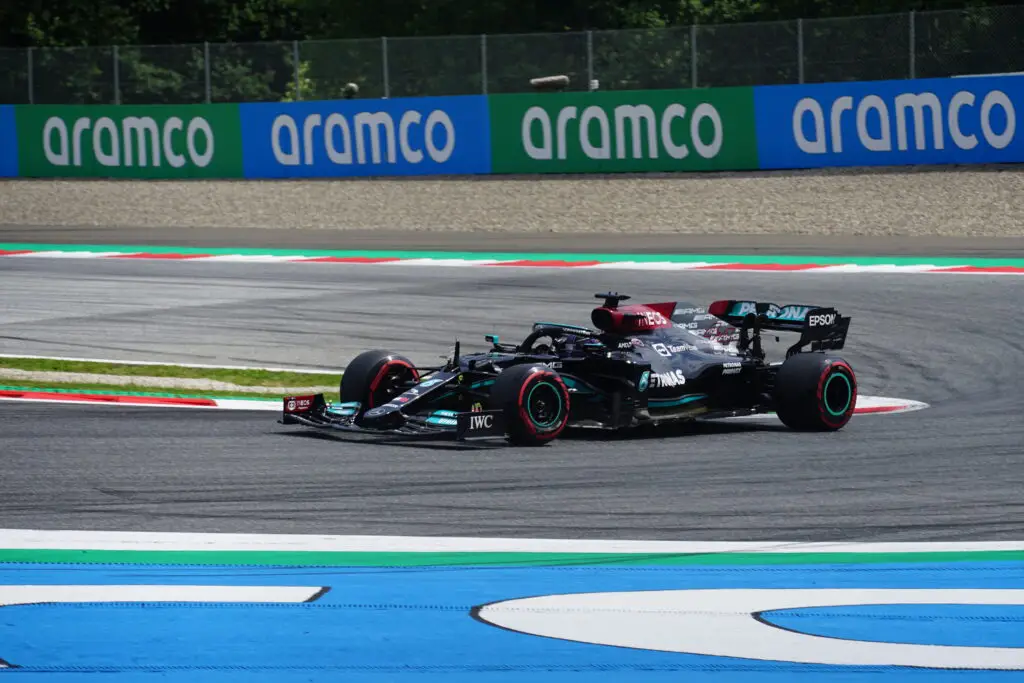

{"left": 774, "top": 353, "right": 857, "bottom": 431}
{"left": 339, "top": 349, "right": 419, "bottom": 424}
{"left": 491, "top": 364, "right": 570, "bottom": 446}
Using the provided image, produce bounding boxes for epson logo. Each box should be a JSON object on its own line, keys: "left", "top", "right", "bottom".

{"left": 272, "top": 110, "right": 456, "bottom": 167}
{"left": 793, "top": 89, "right": 1015, "bottom": 155}
{"left": 809, "top": 313, "right": 837, "bottom": 327}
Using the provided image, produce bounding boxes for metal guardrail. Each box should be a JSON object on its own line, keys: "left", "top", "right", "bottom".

{"left": 2, "top": 5, "right": 1022, "bottom": 105}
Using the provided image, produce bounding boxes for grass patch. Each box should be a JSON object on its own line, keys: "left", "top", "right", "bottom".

{"left": 0, "top": 357, "right": 338, "bottom": 388}
{"left": 0, "top": 381, "right": 341, "bottom": 402}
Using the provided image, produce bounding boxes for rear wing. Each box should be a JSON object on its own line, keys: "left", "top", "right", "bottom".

{"left": 708, "top": 300, "right": 850, "bottom": 355}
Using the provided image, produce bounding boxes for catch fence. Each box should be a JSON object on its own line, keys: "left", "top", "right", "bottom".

{"left": 1, "top": 5, "right": 1022, "bottom": 105}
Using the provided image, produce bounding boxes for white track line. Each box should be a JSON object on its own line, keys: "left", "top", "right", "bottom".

{"left": 0, "top": 528, "right": 1020, "bottom": 553}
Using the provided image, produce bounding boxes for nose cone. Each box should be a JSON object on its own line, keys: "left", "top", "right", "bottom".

{"left": 361, "top": 403, "right": 406, "bottom": 428}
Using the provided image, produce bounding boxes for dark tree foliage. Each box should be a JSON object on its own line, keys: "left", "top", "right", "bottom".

{"left": 0, "top": 0, "right": 1015, "bottom": 104}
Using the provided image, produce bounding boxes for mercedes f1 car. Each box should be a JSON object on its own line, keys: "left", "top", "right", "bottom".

{"left": 281, "top": 293, "right": 857, "bottom": 446}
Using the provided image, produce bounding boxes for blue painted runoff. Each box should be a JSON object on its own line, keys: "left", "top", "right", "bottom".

{"left": 762, "top": 604, "right": 1024, "bottom": 648}
{"left": 0, "top": 560, "right": 1021, "bottom": 682}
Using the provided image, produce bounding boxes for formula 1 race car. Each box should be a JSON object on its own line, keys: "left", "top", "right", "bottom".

{"left": 281, "top": 293, "right": 856, "bottom": 446}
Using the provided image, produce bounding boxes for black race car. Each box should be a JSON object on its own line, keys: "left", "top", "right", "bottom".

{"left": 281, "top": 293, "right": 857, "bottom": 446}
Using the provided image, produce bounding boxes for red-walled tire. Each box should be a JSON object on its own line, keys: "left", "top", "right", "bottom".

{"left": 339, "top": 350, "right": 419, "bottom": 424}
{"left": 774, "top": 353, "right": 857, "bottom": 431}
{"left": 491, "top": 364, "right": 570, "bottom": 446}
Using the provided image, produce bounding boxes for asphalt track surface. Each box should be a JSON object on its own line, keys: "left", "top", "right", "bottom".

{"left": 1, "top": 257, "right": 1022, "bottom": 541}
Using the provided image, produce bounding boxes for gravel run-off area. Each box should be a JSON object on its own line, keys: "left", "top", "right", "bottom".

{"left": 1, "top": 165, "right": 1022, "bottom": 238}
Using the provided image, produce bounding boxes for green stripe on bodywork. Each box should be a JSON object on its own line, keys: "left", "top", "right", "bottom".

{"left": 0, "top": 549, "right": 1021, "bottom": 567}
{"left": 2, "top": 243, "right": 1024, "bottom": 268}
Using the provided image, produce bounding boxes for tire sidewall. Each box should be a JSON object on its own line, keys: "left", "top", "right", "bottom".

{"left": 775, "top": 354, "right": 857, "bottom": 431}
{"left": 340, "top": 350, "right": 419, "bottom": 419}
{"left": 494, "top": 364, "right": 571, "bottom": 445}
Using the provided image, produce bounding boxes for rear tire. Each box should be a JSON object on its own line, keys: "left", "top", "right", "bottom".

{"left": 774, "top": 353, "right": 857, "bottom": 431}
{"left": 491, "top": 364, "right": 570, "bottom": 446}
{"left": 339, "top": 349, "right": 419, "bottom": 424}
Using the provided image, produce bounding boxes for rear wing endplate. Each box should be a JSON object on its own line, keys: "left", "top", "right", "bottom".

{"left": 709, "top": 300, "right": 850, "bottom": 355}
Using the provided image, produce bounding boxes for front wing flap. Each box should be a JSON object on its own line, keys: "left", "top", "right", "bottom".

{"left": 280, "top": 394, "right": 507, "bottom": 441}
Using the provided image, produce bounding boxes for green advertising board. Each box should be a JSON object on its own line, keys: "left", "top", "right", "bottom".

{"left": 489, "top": 88, "right": 759, "bottom": 173}
{"left": 15, "top": 104, "right": 243, "bottom": 178}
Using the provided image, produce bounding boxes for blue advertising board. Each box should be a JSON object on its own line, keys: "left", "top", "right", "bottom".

{"left": 240, "top": 96, "right": 491, "bottom": 178}
{"left": 0, "top": 106, "right": 18, "bottom": 177}
{"left": 754, "top": 75, "right": 1024, "bottom": 169}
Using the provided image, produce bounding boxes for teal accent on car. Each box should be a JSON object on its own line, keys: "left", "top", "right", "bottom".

{"left": 533, "top": 321, "right": 592, "bottom": 334}
{"left": 327, "top": 401, "right": 361, "bottom": 416}
{"left": 559, "top": 376, "right": 595, "bottom": 394}
{"left": 525, "top": 381, "right": 564, "bottom": 428}
{"left": 649, "top": 394, "right": 708, "bottom": 408}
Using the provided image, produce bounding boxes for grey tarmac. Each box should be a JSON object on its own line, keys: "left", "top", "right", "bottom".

{"left": 0, "top": 258, "right": 1021, "bottom": 541}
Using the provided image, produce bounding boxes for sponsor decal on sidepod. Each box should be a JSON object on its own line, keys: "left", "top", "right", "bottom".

{"left": 651, "top": 369, "right": 686, "bottom": 388}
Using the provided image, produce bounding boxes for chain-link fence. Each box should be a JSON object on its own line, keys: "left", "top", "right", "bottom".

{"left": 3, "top": 5, "right": 1023, "bottom": 105}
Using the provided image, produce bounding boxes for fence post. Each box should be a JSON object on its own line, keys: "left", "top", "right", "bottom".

{"left": 587, "top": 30, "right": 594, "bottom": 90}
{"left": 293, "top": 40, "right": 301, "bottom": 100}
{"left": 691, "top": 24, "right": 698, "bottom": 88}
{"left": 113, "top": 45, "right": 121, "bottom": 104}
{"left": 797, "top": 18, "right": 804, "bottom": 84}
{"left": 481, "top": 34, "right": 488, "bottom": 94}
{"left": 908, "top": 10, "right": 916, "bottom": 78}
{"left": 204, "top": 41, "right": 212, "bottom": 103}
{"left": 27, "top": 47, "right": 34, "bottom": 105}
{"left": 382, "top": 36, "right": 390, "bottom": 98}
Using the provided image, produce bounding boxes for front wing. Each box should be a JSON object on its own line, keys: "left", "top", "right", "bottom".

{"left": 280, "top": 393, "right": 507, "bottom": 441}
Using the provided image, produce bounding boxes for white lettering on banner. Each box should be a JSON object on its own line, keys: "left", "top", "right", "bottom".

{"left": 477, "top": 589, "right": 1024, "bottom": 669}
{"left": 355, "top": 112, "right": 396, "bottom": 164}
{"left": 42, "top": 115, "right": 214, "bottom": 168}
{"left": 272, "top": 111, "right": 455, "bottom": 166}
{"left": 793, "top": 88, "right": 1016, "bottom": 154}
{"left": 523, "top": 103, "right": 723, "bottom": 161}
{"left": 470, "top": 414, "right": 494, "bottom": 430}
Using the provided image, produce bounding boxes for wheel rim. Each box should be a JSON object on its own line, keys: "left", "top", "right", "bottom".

{"left": 370, "top": 364, "right": 416, "bottom": 407}
{"left": 526, "top": 381, "right": 563, "bottom": 428}
{"left": 823, "top": 372, "right": 853, "bottom": 416}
